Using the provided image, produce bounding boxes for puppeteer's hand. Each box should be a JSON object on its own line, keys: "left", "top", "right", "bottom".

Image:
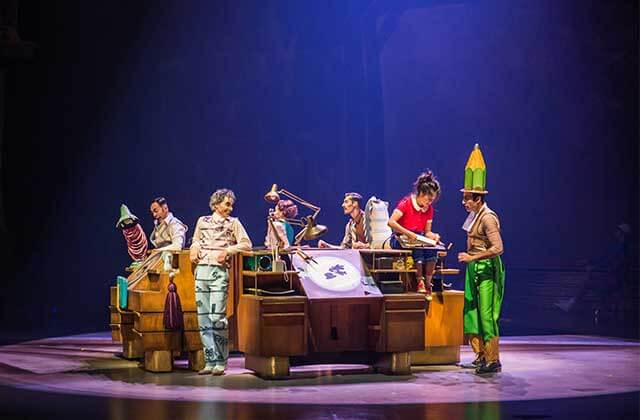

{"left": 353, "top": 241, "right": 369, "bottom": 249}
{"left": 318, "top": 240, "right": 330, "bottom": 248}
{"left": 405, "top": 231, "right": 418, "bottom": 242}
{"left": 189, "top": 247, "right": 199, "bottom": 263}
{"left": 216, "top": 250, "right": 228, "bottom": 264}
{"left": 427, "top": 232, "right": 441, "bottom": 243}
{"left": 458, "top": 252, "right": 474, "bottom": 263}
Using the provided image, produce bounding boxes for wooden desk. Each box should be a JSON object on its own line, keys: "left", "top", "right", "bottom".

{"left": 412, "top": 290, "right": 464, "bottom": 365}
{"left": 109, "top": 248, "right": 463, "bottom": 374}
{"left": 235, "top": 249, "right": 427, "bottom": 378}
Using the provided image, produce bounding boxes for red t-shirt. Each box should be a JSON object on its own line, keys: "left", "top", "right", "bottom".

{"left": 395, "top": 195, "right": 433, "bottom": 233}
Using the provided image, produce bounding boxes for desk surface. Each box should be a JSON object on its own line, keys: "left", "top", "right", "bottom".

{"left": 241, "top": 248, "right": 413, "bottom": 256}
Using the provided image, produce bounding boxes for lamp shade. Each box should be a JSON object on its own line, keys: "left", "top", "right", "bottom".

{"left": 294, "top": 216, "right": 328, "bottom": 244}
{"left": 304, "top": 222, "right": 328, "bottom": 240}
{"left": 264, "top": 184, "right": 280, "bottom": 203}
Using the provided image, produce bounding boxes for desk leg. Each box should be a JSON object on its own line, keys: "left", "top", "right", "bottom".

{"left": 374, "top": 351, "right": 411, "bottom": 375}
{"left": 188, "top": 349, "right": 205, "bottom": 371}
{"left": 245, "top": 354, "right": 290, "bottom": 379}
{"left": 144, "top": 350, "right": 173, "bottom": 372}
{"left": 122, "top": 338, "right": 143, "bottom": 359}
{"left": 411, "top": 346, "right": 460, "bottom": 365}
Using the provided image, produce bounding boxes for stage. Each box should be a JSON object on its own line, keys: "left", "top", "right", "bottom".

{"left": 0, "top": 332, "right": 638, "bottom": 418}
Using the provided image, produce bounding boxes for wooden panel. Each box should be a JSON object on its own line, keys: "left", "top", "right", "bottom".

{"left": 262, "top": 301, "right": 306, "bottom": 314}
{"left": 346, "top": 304, "right": 371, "bottom": 350}
{"left": 182, "top": 331, "right": 203, "bottom": 351}
{"left": 137, "top": 330, "right": 182, "bottom": 351}
{"left": 308, "top": 301, "right": 376, "bottom": 352}
{"left": 260, "top": 312, "right": 307, "bottom": 356}
{"left": 238, "top": 295, "right": 308, "bottom": 357}
{"left": 425, "top": 290, "right": 464, "bottom": 347}
{"left": 134, "top": 311, "right": 199, "bottom": 332}
{"left": 383, "top": 310, "right": 425, "bottom": 352}
{"left": 120, "top": 323, "right": 140, "bottom": 341}
{"left": 147, "top": 273, "right": 162, "bottom": 291}
{"left": 127, "top": 290, "right": 164, "bottom": 312}
{"left": 110, "top": 286, "right": 118, "bottom": 306}
{"left": 226, "top": 253, "right": 239, "bottom": 319}
{"left": 228, "top": 314, "right": 238, "bottom": 352}
{"left": 381, "top": 294, "right": 427, "bottom": 353}
{"left": 238, "top": 295, "right": 261, "bottom": 354}
{"left": 383, "top": 295, "right": 426, "bottom": 310}
{"left": 109, "top": 307, "right": 134, "bottom": 324}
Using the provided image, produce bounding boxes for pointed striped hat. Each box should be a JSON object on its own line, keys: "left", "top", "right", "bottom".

{"left": 461, "top": 143, "right": 488, "bottom": 194}
{"left": 116, "top": 204, "right": 140, "bottom": 229}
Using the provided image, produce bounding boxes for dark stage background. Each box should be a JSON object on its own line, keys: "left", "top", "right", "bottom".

{"left": 1, "top": 0, "right": 638, "bottom": 341}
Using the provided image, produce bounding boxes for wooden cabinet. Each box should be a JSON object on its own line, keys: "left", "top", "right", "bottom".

{"left": 109, "top": 251, "right": 216, "bottom": 372}
{"left": 235, "top": 249, "right": 427, "bottom": 378}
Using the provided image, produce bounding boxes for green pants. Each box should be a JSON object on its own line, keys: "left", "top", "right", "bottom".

{"left": 463, "top": 256, "right": 505, "bottom": 342}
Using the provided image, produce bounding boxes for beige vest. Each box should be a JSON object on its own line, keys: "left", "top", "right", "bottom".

{"left": 467, "top": 205, "right": 500, "bottom": 255}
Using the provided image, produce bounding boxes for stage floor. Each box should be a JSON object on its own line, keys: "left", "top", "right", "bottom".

{"left": 0, "top": 332, "right": 638, "bottom": 408}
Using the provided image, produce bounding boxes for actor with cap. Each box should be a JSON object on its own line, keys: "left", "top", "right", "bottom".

{"left": 149, "top": 197, "right": 188, "bottom": 251}
{"left": 457, "top": 144, "right": 505, "bottom": 374}
{"left": 190, "top": 189, "right": 252, "bottom": 375}
{"left": 318, "top": 192, "right": 369, "bottom": 249}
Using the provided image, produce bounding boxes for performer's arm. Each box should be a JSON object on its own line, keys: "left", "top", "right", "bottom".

{"left": 189, "top": 218, "right": 203, "bottom": 263}
{"left": 339, "top": 222, "right": 352, "bottom": 249}
{"left": 266, "top": 220, "right": 287, "bottom": 248}
{"left": 265, "top": 221, "right": 274, "bottom": 248}
{"left": 318, "top": 222, "right": 350, "bottom": 249}
{"left": 156, "top": 221, "right": 187, "bottom": 251}
{"left": 459, "top": 215, "right": 503, "bottom": 262}
{"left": 423, "top": 219, "right": 441, "bottom": 243}
{"left": 388, "top": 209, "right": 417, "bottom": 241}
{"left": 227, "top": 219, "right": 253, "bottom": 255}
{"left": 480, "top": 215, "right": 503, "bottom": 258}
{"left": 149, "top": 226, "right": 158, "bottom": 248}
{"left": 318, "top": 239, "right": 340, "bottom": 248}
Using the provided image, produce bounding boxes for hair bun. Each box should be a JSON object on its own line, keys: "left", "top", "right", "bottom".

{"left": 413, "top": 170, "right": 440, "bottom": 196}
{"left": 418, "top": 170, "right": 434, "bottom": 185}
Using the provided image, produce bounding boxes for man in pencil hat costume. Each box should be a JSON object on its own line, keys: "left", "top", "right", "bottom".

{"left": 457, "top": 144, "right": 505, "bottom": 374}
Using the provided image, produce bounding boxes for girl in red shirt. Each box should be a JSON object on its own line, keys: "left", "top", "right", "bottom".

{"left": 388, "top": 171, "right": 441, "bottom": 299}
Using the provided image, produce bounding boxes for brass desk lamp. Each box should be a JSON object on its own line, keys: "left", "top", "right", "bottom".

{"left": 264, "top": 184, "right": 328, "bottom": 246}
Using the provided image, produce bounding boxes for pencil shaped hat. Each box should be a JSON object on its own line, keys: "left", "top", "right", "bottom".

{"left": 461, "top": 143, "right": 489, "bottom": 194}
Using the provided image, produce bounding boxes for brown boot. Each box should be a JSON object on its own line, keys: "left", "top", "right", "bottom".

{"left": 476, "top": 337, "right": 501, "bottom": 374}
{"left": 461, "top": 334, "right": 485, "bottom": 368}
